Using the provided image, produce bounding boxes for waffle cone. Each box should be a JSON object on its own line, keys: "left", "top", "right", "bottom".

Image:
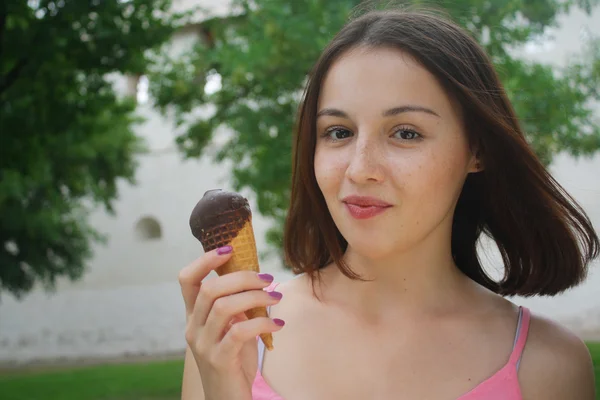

{"left": 200, "top": 217, "right": 273, "bottom": 350}
{"left": 221, "top": 220, "right": 273, "bottom": 350}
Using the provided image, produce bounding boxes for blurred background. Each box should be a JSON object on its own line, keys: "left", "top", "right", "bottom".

{"left": 0, "top": 0, "right": 599, "bottom": 399}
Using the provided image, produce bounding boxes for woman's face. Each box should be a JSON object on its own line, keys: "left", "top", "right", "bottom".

{"left": 314, "top": 46, "right": 479, "bottom": 260}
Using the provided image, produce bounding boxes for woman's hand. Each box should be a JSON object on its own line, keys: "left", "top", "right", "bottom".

{"left": 179, "top": 246, "right": 284, "bottom": 400}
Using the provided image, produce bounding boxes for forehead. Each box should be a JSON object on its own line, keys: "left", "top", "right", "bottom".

{"left": 318, "top": 46, "right": 455, "bottom": 118}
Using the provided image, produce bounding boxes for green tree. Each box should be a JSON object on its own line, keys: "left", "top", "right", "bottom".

{"left": 151, "top": 0, "right": 600, "bottom": 261}
{"left": 0, "top": 0, "right": 183, "bottom": 298}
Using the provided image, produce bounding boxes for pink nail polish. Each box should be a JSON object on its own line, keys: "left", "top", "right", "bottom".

{"left": 217, "top": 245, "right": 232, "bottom": 255}
{"left": 268, "top": 291, "right": 283, "bottom": 300}
{"left": 273, "top": 318, "right": 285, "bottom": 327}
{"left": 258, "top": 273, "right": 274, "bottom": 282}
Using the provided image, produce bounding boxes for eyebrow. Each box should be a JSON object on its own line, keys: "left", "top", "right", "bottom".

{"left": 316, "top": 105, "right": 441, "bottom": 119}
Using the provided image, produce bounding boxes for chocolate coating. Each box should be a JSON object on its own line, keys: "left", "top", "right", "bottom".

{"left": 189, "top": 189, "right": 251, "bottom": 245}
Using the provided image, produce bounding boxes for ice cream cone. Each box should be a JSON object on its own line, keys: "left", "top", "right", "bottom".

{"left": 189, "top": 189, "right": 274, "bottom": 350}
{"left": 225, "top": 220, "right": 274, "bottom": 350}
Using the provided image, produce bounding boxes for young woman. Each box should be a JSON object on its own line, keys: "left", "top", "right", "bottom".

{"left": 179, "top": 8, "right": 600, "bottom": 400}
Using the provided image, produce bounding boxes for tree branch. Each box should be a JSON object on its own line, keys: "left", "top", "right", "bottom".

{"left": 0, "top": 5, "right": 51, "bottom": 96}
{"left": 0, "top": 57, "right": 28, "bottom": 96}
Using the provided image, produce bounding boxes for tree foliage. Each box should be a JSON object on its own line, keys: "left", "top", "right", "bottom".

{"left": 151, "top": 0, "right": 600, "bottom": 261}
{"left": 0, "top": 0, "right": 181, "bottom": 298}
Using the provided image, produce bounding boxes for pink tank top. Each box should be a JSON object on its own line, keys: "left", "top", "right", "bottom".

{"left": 252, "top": 283, "right": 531, "bottom": 399}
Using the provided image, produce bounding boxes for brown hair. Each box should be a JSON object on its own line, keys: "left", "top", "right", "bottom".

{"left": 283, "top": 8, "right": 599, "bottom": 296}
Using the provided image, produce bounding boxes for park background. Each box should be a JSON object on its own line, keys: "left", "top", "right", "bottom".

{"left": 1, "top": 0, "right": 600, "bottom": 399}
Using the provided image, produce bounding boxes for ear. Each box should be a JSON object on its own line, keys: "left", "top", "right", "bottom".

{"left": 468, "top": 150, "right": 484, "bottom": 173}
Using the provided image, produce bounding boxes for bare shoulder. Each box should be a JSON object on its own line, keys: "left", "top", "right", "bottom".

{"left": 267, "top": 273, "right": 310, "bottom": 309}
{"left": 272, "top": 273, "right": 311, "bottom": 297}
{"left": 519, "top": 311, "right": 595, "bottom": 399}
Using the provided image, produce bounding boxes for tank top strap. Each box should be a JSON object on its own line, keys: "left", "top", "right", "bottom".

{"left": 508, "top": 306, "right": 531, "bottom": 370}
{"left": 257, "top": 282, "right": 280, "bottom": 372}
{"left": 257, "top": 333, "right": 267, "bottom": 372}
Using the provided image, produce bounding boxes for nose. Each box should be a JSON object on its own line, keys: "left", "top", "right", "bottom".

{"left": 345, "top": 136, "right": 385, "bottom": 184}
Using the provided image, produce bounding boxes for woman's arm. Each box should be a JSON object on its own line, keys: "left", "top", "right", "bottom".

{"left": 181, "top": 345, "right": 205, "bottom": 400}
{"left": 519, "top": 314, "right": 595, "bottom": 399}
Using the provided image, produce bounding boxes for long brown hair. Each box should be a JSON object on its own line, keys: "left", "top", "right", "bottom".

{"left": 283, "top": 8, "right": 599, "bottom": 296}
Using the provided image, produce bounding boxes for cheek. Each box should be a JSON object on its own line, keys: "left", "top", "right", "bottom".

{"left": 314, "top": 148, "right": 347, "bottom": 195}
{"left": 401, "top": 143, "right": 470, "bottom": 205}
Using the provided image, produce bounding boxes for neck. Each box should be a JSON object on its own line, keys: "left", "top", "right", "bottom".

{"left": 319, "top": 229, "right": 477, "bottom": 319}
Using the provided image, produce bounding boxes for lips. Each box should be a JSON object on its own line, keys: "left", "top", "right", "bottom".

{"left": 341, "top": 195, "right": 392, "bottom": 220}
{"left": 342, "top": 195, "right": 392, "bottom": 207}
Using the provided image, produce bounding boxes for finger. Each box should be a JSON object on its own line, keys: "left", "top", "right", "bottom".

{"left": 218, "top": 317, "right": 285, "bottom": 359}
{"left": 193, "top": 270, "right": 275, "bottom": 325}
{"left": 178, "top": 246, "right": 233, "bottom": 314}
{"left": 228, "top": 312, "right": 249, "bottom": 326}
{"left": 203, "top": 289, "right": 282, "bottom": 343}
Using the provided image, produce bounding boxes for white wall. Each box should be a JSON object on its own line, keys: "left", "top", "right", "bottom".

{"left": 0, "top": 2, "right": 599, "bottom": 365}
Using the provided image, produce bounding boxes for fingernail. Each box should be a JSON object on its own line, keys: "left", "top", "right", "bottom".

{"left": 268, "top": 291, "right": 283, "bottom": 300}
{"left": 273, "top": 318, "right": 285, "bottom": 327}
{"left": 216, "top": 246, "right": 232, "bottom": 255}
{"left": 258, "top": 273, "right": 274, "bottom": 282}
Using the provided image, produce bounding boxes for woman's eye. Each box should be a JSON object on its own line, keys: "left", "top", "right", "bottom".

{"left": 325, "top": 128, "right": 353, "bottom": 141}
{"left": 393, "top": 128, "right": 421, "bottom": 140}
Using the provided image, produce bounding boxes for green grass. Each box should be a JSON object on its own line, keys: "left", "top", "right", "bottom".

{"left": 1, "top": 343, "right": 600, "bottom": 399}
{"left": 0, "top": 359, "right": 184, "bottom": 400}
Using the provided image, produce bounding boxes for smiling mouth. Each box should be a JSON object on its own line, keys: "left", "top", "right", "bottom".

{"left": 343, "top": 203, "right": 392, "bottom": 220}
